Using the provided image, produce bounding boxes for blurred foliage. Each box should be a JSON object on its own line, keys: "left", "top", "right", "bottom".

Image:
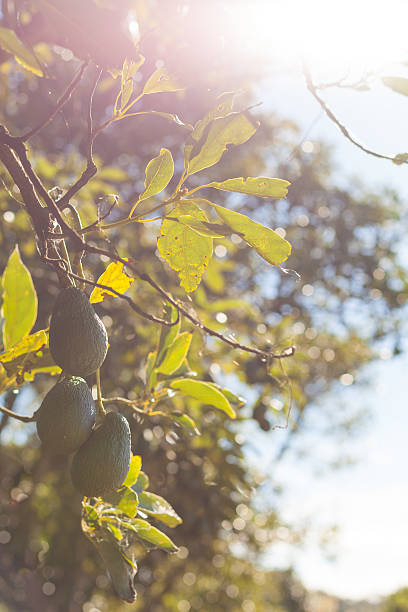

{"left": 384, "top": 588, "right": 408, "bottom": 612}
{"left": 0, "top": 0, "right": 406, "bottom": 610}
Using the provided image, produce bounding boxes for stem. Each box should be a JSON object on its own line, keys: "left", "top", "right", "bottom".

{"left": 95, "top": 369, "right": 106, "bottom": 417}
{"left": 0, "top": 405, "right": 36, "bottom": 423}
{"left": 183, "top": 183, "right": 213, "bottom": 197}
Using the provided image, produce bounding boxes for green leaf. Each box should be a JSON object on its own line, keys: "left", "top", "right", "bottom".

{"left": 142, "top": 67, "right": 184, "bottom": 95}
{"left": 393, "top": 153, "right": 408, "bottom": 165}
{"left": 133, "top": 471, "right": 149, "bottom": 494}
{"left": 218, "top": 387, "right": 246, "bottom": 408}
{"left": 157, "top": 305, "right": 180, "bottom": 362}
{"left": 157, "top": 201, "right": 213, "bottom": 292}
{"left": 117, "top": 487, "right": 139, "bottom": 518}
{"left": 382, "top": 76, "right": 408, "bottom": 97}
{"left": 2, "top": 246, "right": 38, "bottom": 350}
{"left": 157, "top": 332, "right": 192, "bottom": 375}
{"left": 127, "top": 518, "right": 178, "bottom": 552}
{"left": 106, "top": 522, "right": 123, "bottom": 541}
{"left": 205, "top": 200, "right": 291, "bottom": 266}
{"left": 172, "top": 215, "right": 230, "bottom": 238}
{"left": 138, "top": 148, "right": 174, "bottom": 203}
{"left": 90, "top": 260, "right": 133, "bottom": 304}
{"left": 207, "top": 176, "right": 290, "bottom": 199}
{"left": 0, "top": 26, "right": 44, "bottom": 76}
{"left": 120, "top": 55, "right": 144, "bottom": 110}
{"left": 184, "top": 92, "right": 235, "bottom": 167}
{"left": 170, "top": 378, "right": 236, "bottom": 418}
{"left": 123, "top": 455, "right": 142, "bottom": 487}
{"left": 138, "top": 492, "right": 182, "bottom": 527}
{"left": 170, "top": 412, "right": 201, "bottom": 435}
{"left": 185, "top": 111, "right": 259, "bottom": 176}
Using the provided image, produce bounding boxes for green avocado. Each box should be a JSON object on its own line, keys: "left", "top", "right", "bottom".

{"left": 36, "top": 377, "right": 96, "bottom": 455}
{"left": 94, "top": 540, "right": 137, "bottom": 603}
{"left": 49, "top": 287, "right": 108, "bottom": 377}
{"left": 71, "top": 411, "right": 131, "bottom": 497}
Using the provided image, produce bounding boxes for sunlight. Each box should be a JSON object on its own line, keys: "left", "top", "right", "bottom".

{"left": 227, "top": 0, "right": 408, "bottom": 78}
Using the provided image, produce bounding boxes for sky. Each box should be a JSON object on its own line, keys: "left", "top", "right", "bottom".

{"left": 239, "top": 5, "right": 408, "bottom": 600}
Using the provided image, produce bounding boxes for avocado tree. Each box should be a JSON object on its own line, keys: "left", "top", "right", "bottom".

{"left": 0, "top": 2, "right": 406, "bottom": 610}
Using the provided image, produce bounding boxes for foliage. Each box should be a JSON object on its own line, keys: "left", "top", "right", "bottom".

{"left": 0, "top": 1, "right": 405, "bottom": 610}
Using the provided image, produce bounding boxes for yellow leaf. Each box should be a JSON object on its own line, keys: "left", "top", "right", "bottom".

{"left": 90, "top": 261, "right": 133, "bottom": 304}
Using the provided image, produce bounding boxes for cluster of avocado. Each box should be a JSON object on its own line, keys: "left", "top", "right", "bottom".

{"left": 36, "top": 287, "right": 131, "bottom": 498}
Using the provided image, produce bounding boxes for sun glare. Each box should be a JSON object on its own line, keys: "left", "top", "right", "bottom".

{"left": 227, "top": 0, "right": 408, "bottom": 79}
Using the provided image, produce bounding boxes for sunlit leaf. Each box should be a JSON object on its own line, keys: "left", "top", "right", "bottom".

{"left": 157, "top": 305, "right": 180, "bottom": 362}
{"left": 90, "top": 260, "right": 133, "bottom": 303}
{"left": 0, "top": 26, "right": 44, "bottom": 76}
{"left": 206, "top": 200, "right": 291, "bottom": 266}
{"left": 173, "top": 215, "right": 229, "bottom": 238}
{"left": 142, "top": 67, "right": 184, "bottom": 95}
{"left": 123, "top": 455, "right": 142, "bottom": 487}
{"left": 382, "top": 76, "right": 408, "bottom": 97}
{"left": 133, "top": 471, "right": 149, "bottom": 494}
{"left": 106, "top": 522, "right": 123, "bottom": 541}
{"left": 127, "top": 519, "right": 178, "bottom": 552}
{"left": 184, "top": 92, "right": 235, "bottom": 167}
{"left": 117, "top": 487, "right": 139, "bottom": 518}
{"left": 0, "top": 329, "right": 47, "bottom": 363}
{"left": 207, "top": 176, "right": 290, "bottom": 199}
{"left": 157, "top": 201, "right": 213, "bottom": 292}
{"left": 138, "top": 492, "right": 182, "bottom": 527}
{"left": 185, "top": 112, "right": 259, "bottom": 176}
{"left": 2, "top": 246, "right": 38, "bottom": 350}
{"left": 120, "top": 55, "right": 144, "bottom": 110}
{"left": 157, "top": 332, "right": 192, "bottom": 375}
{"left": 170, "top": 378, "right": 236, "bottom": 418}
{"left": 170, "top": 412, "right": 201, "bottom": 436}
{"left": 137, "top": 148, "right": 174, "bottom": 203}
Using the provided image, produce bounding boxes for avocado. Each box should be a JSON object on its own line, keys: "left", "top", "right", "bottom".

{"left": 36, "top": 377, "right": 96, "bottom": 454}
{"left": 94, "top": 540, "right": 137, "bottom": 603}
{"left": 49, "top": 287, "right": 108, "bottom": 377}
{"left": 71, "top": 411, "right": 131, "bottom": 497}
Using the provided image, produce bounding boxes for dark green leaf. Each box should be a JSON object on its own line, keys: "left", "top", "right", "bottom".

{"left": 133, "top": 471, "right": 149, "bottom": 494}
{"left": 2, "top": 246, "right": 38, "bottom": 349}
{"left": 170, "top": 378, "right": 236, "bottom": 418}
{"left": 138, "top": 491, "right": 182, "bottom": 527}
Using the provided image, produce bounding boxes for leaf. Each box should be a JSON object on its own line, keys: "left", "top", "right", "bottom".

{"left": 142, "top": 67, "right": 184, "bottom": 95}
{"left": 382, "top": 76, "right": 408, "bottom": 97}
{"left": 157, "top": 201, "right": 213, "bottom": 292}
{"left": 186, "top": 112, "right": 259, "bottom": 176}
{"left": 133, "top": 471, "right": 149, "bottom": 494}
{"left": 106, "top": 522, "right": 123, "bottom": 541}
{"left": 127, "top": 518, "right": 178, "bottom": 552}
{"left": 157, "top": 332, "right": 192, "bottom": 375}
{"left": 207, "top": 177, "right": 290, "bottom": 199}
{"left": 138, "top": 492, "right": 182, "bottom": 527}
{"left": 90, "top": 261, "right": 133, "bottom": 304}
{"left": 2, "top": 246, "right": 38, "bottom": 350}
{"left": 393, "top": 153, "right": 408, "bottom": 165}
{"left": 206, "top": 200, "right": 291, "bottom": 266}
{"left": 123, "top": 455, "right": 142, "bottom": 487}
{"left": 157, "top": 305, "right": 180, "bottom": 362}
{"left": 0, "top": 329, "right": 47, "bottom": 363}
{"left": 173, "top": 215, "right": 230, "bottom": 238}
{"left": 138, "top": 148, "right": 174, "bottom": 203}
{"left": 218, "top": 387, "right": 246, "bottom": 408}
{"left": 184, "top": 92, "right": 236, "bottom": 168}
{"left": 120, "top": 55, "right": 145, "bottom": 110}
{"left": 170, "top": 412, "right": 201, "bottom": 435}
{"left": 170, "top": 378, "right": 236, "bottom": 418}
{"left": 0, "top": 26, "right": 44, "bottom": 76}
{"left": 117, "top": 487, "right": 139, "bottom": 518}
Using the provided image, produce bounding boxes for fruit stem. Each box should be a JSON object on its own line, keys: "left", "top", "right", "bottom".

{"left": 0, "top": 404, "right": 36, "bottom": 423}
{"left": 95, "top": 369, "right": 106, "bottom": 417}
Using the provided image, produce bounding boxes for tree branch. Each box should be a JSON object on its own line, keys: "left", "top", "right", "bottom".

{"left": 303, "top": 64, "right": 402, "bottom": 164}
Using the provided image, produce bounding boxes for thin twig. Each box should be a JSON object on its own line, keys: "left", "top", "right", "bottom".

{"left": 21, "top": 61, "right": 89, "bottom": 142}
{"left": 0, "top": 404, "right": 36, "bottom": 423}
{"left": 303, "top": 63, "right": 402, "bottom": 164}
{"left": 95, "top": 369, "right": 106, "bottom": 417}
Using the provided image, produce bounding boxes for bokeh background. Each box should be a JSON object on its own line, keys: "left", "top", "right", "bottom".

{"left": 1, "top": 1, "right": 408, "bottom": 610}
